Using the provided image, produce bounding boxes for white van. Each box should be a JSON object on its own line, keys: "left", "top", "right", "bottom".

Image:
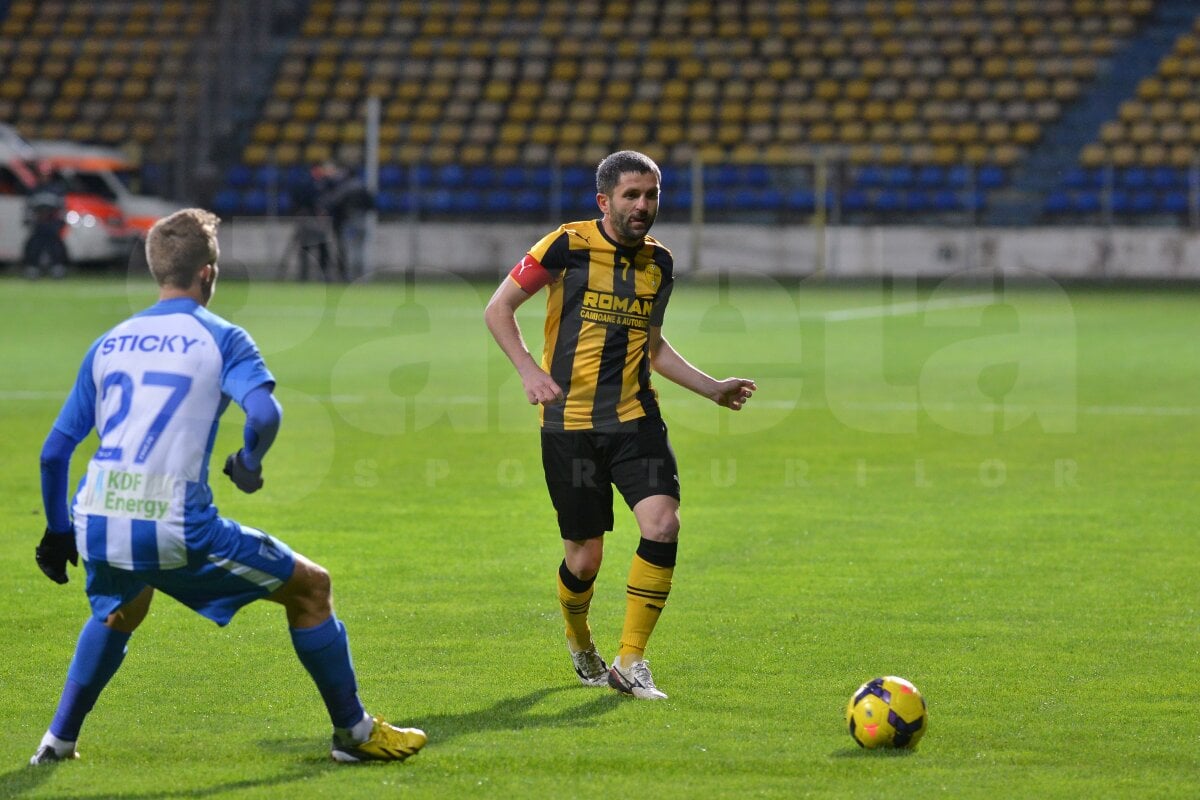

{"left": 0, "top": 143, "right": 138, "bottom": 265}
{"left": 31, "top": 140, "right": 183, "bottom": 235}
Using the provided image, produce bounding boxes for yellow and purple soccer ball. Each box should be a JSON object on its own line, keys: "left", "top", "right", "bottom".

{"left": 845, "top": 676, "right": 928, "bottom": 749}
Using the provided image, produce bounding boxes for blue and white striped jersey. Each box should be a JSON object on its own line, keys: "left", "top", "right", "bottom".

{"left": 52, "top": 297, "right": 273, "bottom": 570}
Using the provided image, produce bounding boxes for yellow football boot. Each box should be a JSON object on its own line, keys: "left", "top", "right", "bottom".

{"left": 330, "top": 716, "right": 427, "bottom": 763}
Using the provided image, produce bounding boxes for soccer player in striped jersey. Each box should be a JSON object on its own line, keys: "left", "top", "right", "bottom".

{"left": 31, "top": 209, "right": 425, "bottom": 764}
{"left": 485, "top": 151, "right": 756, "bottom": 699}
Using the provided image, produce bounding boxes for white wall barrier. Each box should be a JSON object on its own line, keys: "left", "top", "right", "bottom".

{"left": 219, "top": 219, "right": 1200, "bottom": 281}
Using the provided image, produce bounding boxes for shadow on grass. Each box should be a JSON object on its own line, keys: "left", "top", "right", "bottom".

{"left": 829, "top": 746, "right": 920, "bottom": 759}
{"left": 261, "top": 683, "right": 621, "bottom": 755}
{"left": 0, "top": 686, "right": 619, "bottom": 798}
{"left": 0, "top": 760, "right": 338, "bottom": 800}
{"left": 418, "top": 684, "right": 621, "bottom": 743}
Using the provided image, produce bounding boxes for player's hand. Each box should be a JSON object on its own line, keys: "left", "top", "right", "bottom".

{"left": 519, "top": 366, "right": 564, "bottom": 405}
{"left": 224, "top": 450, "right": 264, "bottom": 493}
{"left": 36, "top": 528, "right": 78, "bottom": 585}
{"left": 712, "top": 378, "right": 757, "bottom": 411}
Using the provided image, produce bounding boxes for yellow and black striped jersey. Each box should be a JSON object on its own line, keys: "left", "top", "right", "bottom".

{"left": 508, "top": 219, "right": 674, "bottom": 431}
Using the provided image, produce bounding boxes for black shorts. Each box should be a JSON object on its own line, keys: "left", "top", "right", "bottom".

{"left": 541, "top": 418, "right": 681, "bottom": 540}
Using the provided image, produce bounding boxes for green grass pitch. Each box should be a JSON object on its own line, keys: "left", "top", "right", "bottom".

{"left": 0, "top": 274, "right": 1196, "bottom": 798}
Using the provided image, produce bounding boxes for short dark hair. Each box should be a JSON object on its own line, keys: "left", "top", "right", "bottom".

{"left": 595, "top": 150, "right": 661, "bottom": 195}
{"left": 146, "top": 208, "right": 220, "bottom": 289}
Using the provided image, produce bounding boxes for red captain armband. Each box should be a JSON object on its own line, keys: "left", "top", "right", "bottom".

{"left": 508, "top": 253, "right": 554, "bottom": 293}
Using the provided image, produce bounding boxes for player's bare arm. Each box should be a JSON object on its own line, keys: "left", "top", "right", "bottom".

{"left": 647, "top": 327, "right": 756, "bottom": 410}
{"left": 484, "top": 278, "right": 564, "bottom": 405}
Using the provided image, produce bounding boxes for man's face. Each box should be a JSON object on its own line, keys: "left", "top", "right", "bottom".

{"left": 599, "top": 171, "right": 660, "bottom": 247}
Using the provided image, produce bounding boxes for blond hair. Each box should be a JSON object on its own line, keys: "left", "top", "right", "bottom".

{"left": 145, "top": 208, "right": 220, "bottom": 289}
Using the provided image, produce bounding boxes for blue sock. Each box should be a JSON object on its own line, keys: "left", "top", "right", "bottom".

{"left": 50, "top": 618, "right": 131, "bottom": 741}
{"left": 290, "top": 616, "right": 366, "bottom": 729}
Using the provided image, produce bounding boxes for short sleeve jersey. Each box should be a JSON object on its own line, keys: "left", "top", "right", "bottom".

{"left": 509, "top": 219, "right": 674, "bottom": 431}
{"left": 52, "top": 297, "right": 273, "bottom": 570}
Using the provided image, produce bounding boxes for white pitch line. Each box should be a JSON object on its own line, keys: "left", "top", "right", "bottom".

{"left": 823, "top": 293, "right": 997, "bottom": 322}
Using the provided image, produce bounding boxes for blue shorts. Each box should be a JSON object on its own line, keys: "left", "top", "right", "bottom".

{"left": 83, "top": 517, "right": 296, "bottom": 627}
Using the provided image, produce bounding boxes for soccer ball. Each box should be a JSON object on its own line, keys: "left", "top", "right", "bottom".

{"left": 845, "top": 676, "right": 928, "bottom": 749}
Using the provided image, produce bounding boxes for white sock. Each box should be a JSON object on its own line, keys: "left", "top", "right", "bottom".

{"left": 40, "top": 730, "right": 76, "bottom": 755}
{"left": 350, "top": 712, "right": 374, "bottom": 743}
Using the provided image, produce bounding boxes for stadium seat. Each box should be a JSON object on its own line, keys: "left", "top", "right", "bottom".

{"left": 378, "top": 164, "right": 406, "bottom": 189}
{"left": 127, "top": 0, "right": 1161, "bottom": 219}
{"left": 212, "top": 189, "right": 241, "bottom": 217}
{"left": 1043, "top": 190, "right": 1072, "bottom": 215}
{"left": 1071, "top": 192, "right": 1102, "bottom": 214}
{"left": 225, "top": 165, "right": 253, "bottom": 189}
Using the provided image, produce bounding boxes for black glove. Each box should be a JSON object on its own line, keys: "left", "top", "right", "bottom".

{"left": 223, "top": 450, "right": 263, "bottom": 494}
{"left": 36, "top": 528, "right": 78, "bottom": 585}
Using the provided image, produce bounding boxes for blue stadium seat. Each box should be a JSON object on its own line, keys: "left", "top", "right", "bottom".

{"left": 1130, "top": 191, "right": 1156, "bottom": 214}
{"left": 379, "top": 164, "right": 405, "bottom": 189}
{"left": 841, "top": 189, "right": 869, "bottom": 212}
{"left": 575, "top": 189, "right": 599, "bottom": 210}
{"left": 213, "top": 188, "right": 240, "bottom": 216}
{"left": 735, "top": 187, "right": 784, "bottom": 211}
{"left": 873, "top": 189, "right": 902, "bottom": 213}
{"left": 885, "top": 165, "right": 915, "bottom": 189}
{"left": 739, "top": 164, "right": 772, "bottom": 185}
{"left": 512, "top": 189, "right": 544, "bottom": 215}
{"left": 1110, "top": 190, "right": 1132, "bottom": 214}
{"left": 561, "top": 166, "right": 593, "bottom": 190}
{"left": 253, "top": 165, "right": 281, "bottom": 188}
{"left": 225, "top": 164, "right": 252, "bottom": 189}
{"left": 459, "top": 166, "right": 493, "bottom": 189}
{"left": 704, "top": 164, "right": 741, "bottom": 188}
{"left": 525, "top": 165, "right": 554, "bottom": 190}
{"left": 786, "top": 188, "right": 815, "bottom": 212}
{"left": 977, "top": 165, "right": 1005, "bottom": 189}
{"left": 436, "top": 164, "right": 465, "bottom": 187}
{"left": 240, "top": 189, "right": 269, "bottom": 215}
{"left": 903, "top": 191, "right": 932, "bottom": 212}
{"left": 851, "top": 165, "right": 886, "bottom": 188}
{"left": 286, "top": 165, "right": 313, "bottom": 188}
{"left": 1071, "top": 192, "right": 1101, "bottom": 214}
{"left": 661, "top": 188, "right": 691, "bottom": 211}
{"left": 1043, "top": 190, "right": 1071, "bottom": 215}
{"left": 704, "top": 187, "right": 736, "bottom": 211}
{"left": 484, "top": 189, "right": 520, "bottom": 214}
{"left": 497, "top": 166, "right": 529, "bottom": 189}
{"left": 375, "top": 190, "right": 408, "bottom": 214}
{"left": 424, "top": 188, "right": 455, "bottom": 214}
{"left": 916, "top": 165, "right": 945, "bottom": 188}
{"left": 945, "top": 165, "right": 969, "bottom": 189}
{"left": 1151, "top": 167, "right": 1184, "bottom": 190}
{"left": 931, "top": 189, "right": 961, "bottom": 212}
{"left": 1061, "top": 168, "right": 1090, "bottom": 190}
{"left": 409, "top": 164, "right": 434, "bottom": 189}
{"left": 1160, "top": 191, "right": 1187, "bottom": 214}
{"left": 659, "top": 165, "right": 687, "bottom": 190}
{"left": 449, "top": 189, "right": 484, "bottom": 214}
{"left": 1119, "top": 167, "right": 1149, "bottom": 190}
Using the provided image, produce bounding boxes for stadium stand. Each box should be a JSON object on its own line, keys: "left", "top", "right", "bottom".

{"left": 1043, "top": 7, "right": 1200, "bottom": 222}
{"left": 1, "top": 0, "right": 1196, "bottom": 225}
{"left": 0, "top": 1, "right": 210, "bottom": 158}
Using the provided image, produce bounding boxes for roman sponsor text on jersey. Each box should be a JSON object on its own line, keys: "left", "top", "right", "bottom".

{"left": 581, "top": 290, "right": 653, "bottom": 329}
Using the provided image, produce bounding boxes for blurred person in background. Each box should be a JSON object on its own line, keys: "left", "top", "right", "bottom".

{"left": 319, "top": 162, "right": 374, "bottom": 282}
{"left": 23, "top": 161, "right": 69, "bottom": 280}
{"left": 278, "top": 165, "right": 335, "bottom": 282}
